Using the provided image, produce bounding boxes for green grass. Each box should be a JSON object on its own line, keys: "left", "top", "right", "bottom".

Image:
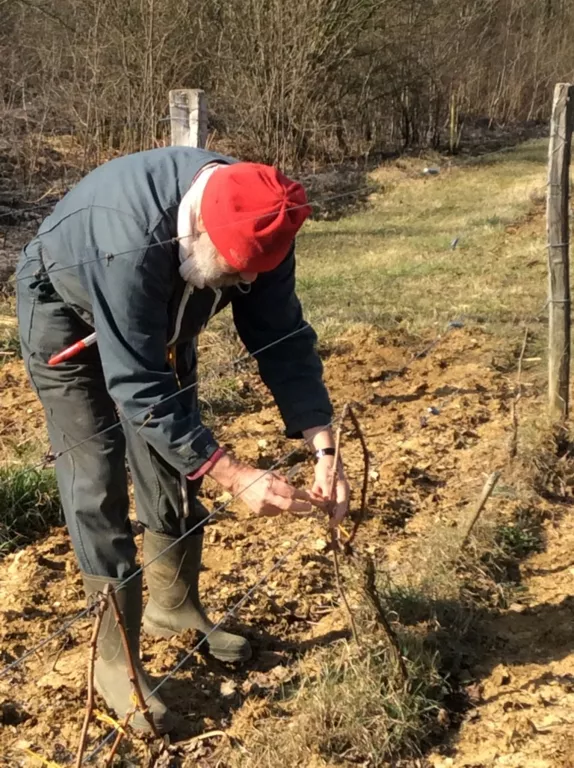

{"left": 491, "top": 501, "right": 546, "bottom": 570}
{"left": 296, "top": 140, "right": 548, "bottom": 340}
{"left": 0, "top": 466, "right": 62, "bottom": 555}
{"left": 230, "top": 583, "right": 447, "bottom": 768}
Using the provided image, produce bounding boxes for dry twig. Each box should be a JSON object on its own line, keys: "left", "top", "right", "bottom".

{"left": 361, "top": 554, "right": 409, "bottom": 686}
{"left": 327, "top": 403, "right": 359, "bottom": 644}
{"left": 102, "top": 587, "right": 163, "bottom": 764}
{"left": 460, "top": 471, "right": 501, "bottom": 549}
{"left": 107, "top": 588, "right": 162, "bottom": 739}
{"left": 509, "top": 327, "right": 529, "bottom": 458}
{"left": 332, "top": 406, "right": 407, "bottom": 684}
{"left": 75, "top": 585, "right": 110, "bottom": 768}
{"left": 345, "top": 404, "right": 370, "bottom": 548}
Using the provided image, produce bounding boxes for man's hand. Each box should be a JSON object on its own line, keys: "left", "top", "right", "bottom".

{"left": 208, "top": 452, "right": 314, "bottom": 517}
{"left": 303, "top": 425, "right": 350, "bottom": 528}
{"left": 311, "top": 455, "right": 350, "bottom": 527}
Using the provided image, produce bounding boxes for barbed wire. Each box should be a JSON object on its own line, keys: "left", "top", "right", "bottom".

{"left": 4, "top": 182, "right": 381, "bottom": 292}
{"left": 0, "top": 130, "right": 547, "bottom": 226}
{"left": 28, "top": 318, "right": 464, "bottom": 480}
{"left": 28, "top": 324, "right": 310, "bottom": 474}
{"left": 0, "top": 201, "right": 58, "bottom": 221}
{"left": 0, "top": 604, "right": 94, "bottom": 679}
{"left": 0, "top": 176, "right": 374, "bottom": 234}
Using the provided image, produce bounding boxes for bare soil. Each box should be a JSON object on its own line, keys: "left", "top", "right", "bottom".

{"left": 1, "top": 317, "right": 567, "bottom": 767}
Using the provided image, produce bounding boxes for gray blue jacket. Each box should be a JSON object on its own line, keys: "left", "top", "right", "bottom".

{"left": 26, "top": 147, "right": 332, "bottom": 475}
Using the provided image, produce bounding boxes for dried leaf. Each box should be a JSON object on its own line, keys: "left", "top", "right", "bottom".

{"left": 220, "top": 680, "right": 238, "bottom": 697}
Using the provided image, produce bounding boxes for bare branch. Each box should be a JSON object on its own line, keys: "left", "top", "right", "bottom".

{"left": 361, "top": 554, "right": 409, "bottom": 686}
{"left": 461, "top": 471, "right": 502, "bottom": 550}
{"left": 328, "top": 403, "right": 359, "bottom": 644}
{"left": 75, "top": 586, "right": 110, "bottom": 768}
{"left": 509, "top": 327, "right": 529, "bottom": 459}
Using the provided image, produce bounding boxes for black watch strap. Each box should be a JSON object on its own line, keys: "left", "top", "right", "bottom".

{"left": 315, "top": 447, "right": 336, "bottom": 460}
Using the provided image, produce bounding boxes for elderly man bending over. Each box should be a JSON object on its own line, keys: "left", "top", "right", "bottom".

{"left": 16, "top": 148, "right": 349, "bottom": 732}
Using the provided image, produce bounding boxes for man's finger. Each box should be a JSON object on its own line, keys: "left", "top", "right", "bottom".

{"left": 329, "top": 501, "right": 349, "bottom": 527}
{"left": 269, "top": 493, "right": 313, "bottom": 513}
{"left": 270, "top": 478, "right": 312, "bottom": 502}
{"left": 309, "top": 493, "right": 328, "bottom": 510}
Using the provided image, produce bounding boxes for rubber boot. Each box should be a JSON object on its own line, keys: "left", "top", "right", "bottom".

{"left": 82, "top": 572, "right": 174, "bottom": 734}
{"left": 142, "top": 530, "right": 252, "bottom": 663}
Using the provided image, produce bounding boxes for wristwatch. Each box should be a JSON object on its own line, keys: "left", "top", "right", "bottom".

{"left": 314, "top": 447, "right": 336, "bottom": 461}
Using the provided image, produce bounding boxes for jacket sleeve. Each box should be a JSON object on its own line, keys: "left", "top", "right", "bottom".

{"left": 80, "top": 212, "right": 218, "bottom": 475}
{"left": 231, "top": 246, "right": 333, "bottom": 438}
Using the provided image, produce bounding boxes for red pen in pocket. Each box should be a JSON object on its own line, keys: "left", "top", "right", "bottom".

{"left": 48, "top": 332, "right": 97, "bottom": 366}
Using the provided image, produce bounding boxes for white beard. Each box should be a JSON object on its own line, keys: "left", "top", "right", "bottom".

{"left": 181, "top": 236, "right": 243, "bottom": 289}
{"left": 177, "top": 165, "right": 244, "bottom": 289}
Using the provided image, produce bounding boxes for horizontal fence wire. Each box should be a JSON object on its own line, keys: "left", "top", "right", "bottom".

{"left": 1, "top": 179, "right": 375, "bottom": 230}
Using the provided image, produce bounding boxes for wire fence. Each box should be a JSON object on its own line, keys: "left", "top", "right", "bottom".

{"left": 0, "top": 127, "right": 546, "bottom": 227}
{"left": 0, "top": 141, "right": 554, "bottom": 763}
{"left": 0, "top": 178, "right": 375, "bottom": 228}
{"left": 0, "top": 181, "right": 381, "bottom": 293}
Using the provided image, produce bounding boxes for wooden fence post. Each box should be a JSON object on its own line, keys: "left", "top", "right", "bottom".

{"left": 547, "top": 83, "right": 574, "bottom": 424}
{"left": 168, "top": 89, "right": 208, "bottom": 148}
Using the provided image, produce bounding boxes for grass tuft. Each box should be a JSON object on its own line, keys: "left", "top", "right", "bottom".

{"left": 0, "top": 466, "right": 61, "bottom": 555}
{"left": 495, "top": 511, "right": 544, "bottom": 560}
{"left": 231, "top": 625, "right": 446, "bottom": 767}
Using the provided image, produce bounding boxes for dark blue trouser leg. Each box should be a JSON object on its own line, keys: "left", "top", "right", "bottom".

{"left": 16, "top": 243, "right": 207, "bottom": 578}
{"left": 16, "top": 244, "right": 135, "bottom": 579}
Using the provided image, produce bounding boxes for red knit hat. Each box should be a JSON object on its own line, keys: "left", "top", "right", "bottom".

{"left": 200, "top": 163, "right": 311, "bottom": 273}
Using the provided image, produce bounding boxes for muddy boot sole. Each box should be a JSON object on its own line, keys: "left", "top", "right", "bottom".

{"left": 143, "top": 615, "right": 252, "bottom": 663}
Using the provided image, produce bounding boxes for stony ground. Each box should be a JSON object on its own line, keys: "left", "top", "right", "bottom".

{"left": 1, "top": 315, "right": 568, "bottom": 767}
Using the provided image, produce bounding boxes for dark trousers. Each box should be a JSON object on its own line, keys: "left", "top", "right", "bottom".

{"left": 15, "top": 242, "right": 207, "bottom": 579}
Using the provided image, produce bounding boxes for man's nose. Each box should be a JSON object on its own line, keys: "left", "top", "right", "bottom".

{"left": 239, "top": 271, "right": 258, "bottom": 283}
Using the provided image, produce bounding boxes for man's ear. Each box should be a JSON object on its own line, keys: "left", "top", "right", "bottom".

{"left": 196, "top": 212, "right": 207, "bottom": 233}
